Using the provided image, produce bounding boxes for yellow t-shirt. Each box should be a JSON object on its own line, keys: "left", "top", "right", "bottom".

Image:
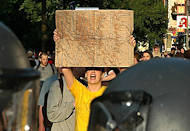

{"left": 70, "top": 78, "right": 107, "bottom": 131}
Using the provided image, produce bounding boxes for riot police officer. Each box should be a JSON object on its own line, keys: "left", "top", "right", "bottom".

{"left": 88, "top": 58, "right": 190, "bottom": 131}
{"left": 0, "top": 22, "right": 40, "bottom": 130}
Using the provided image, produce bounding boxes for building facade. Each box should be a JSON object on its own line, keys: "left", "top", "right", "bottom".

{"left": 165, "top": 0, "right": 188, "bottom": 51}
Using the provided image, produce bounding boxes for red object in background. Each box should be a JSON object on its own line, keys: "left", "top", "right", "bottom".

{"left": 48, "top": 59, "right": 53, "bottom": 64}
{"left": 34, "top": 53, "right": 38, "bottom": 58}
{"left": 178, "top": 17, "right": 187, "bottom": 28}
{"left": 172, "top": 30, "right": 177, "bottom": 36}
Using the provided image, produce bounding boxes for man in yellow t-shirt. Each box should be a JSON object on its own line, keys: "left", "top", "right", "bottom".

{"left": 62, "top": 67, "right": 107, "bottom": 131}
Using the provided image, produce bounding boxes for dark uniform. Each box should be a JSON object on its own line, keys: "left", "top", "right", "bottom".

{"left": 88, "top": 58, "right": 190, "bottom": 131}
{"left": 0, "top": 23, "right": 40, "bottom": 130}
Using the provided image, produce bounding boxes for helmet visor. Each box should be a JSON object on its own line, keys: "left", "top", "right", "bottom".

{"left": 88, "top": 101, "right": 143, "bottom": 131}
{"left": 88, "top": 102, "right": 117, "bottom": 131}
{"left": 0, "top": 68, "right": 40, "bottom": 91}
{"left": 88, "top": 90, "right": 152, "bottom": 131}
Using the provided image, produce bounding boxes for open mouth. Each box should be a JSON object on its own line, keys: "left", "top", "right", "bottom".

{"left": 90, "top": 74, "right": 96, "bottom": 80}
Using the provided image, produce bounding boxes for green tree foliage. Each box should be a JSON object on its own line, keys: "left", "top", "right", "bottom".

{"left": 104, "top": 0, "right": 168, "bottom": 48}
{"left": 128, "top": 0, "right": 168, "bottom": 48}
{"left": 1, "top": 0, "right": 167, "bottom": 50}
{"left": 19, "top": 0, "right": 42, "bottom": 22}
{"left": 0, "top": 0, "right": 42, "bottom": 50}
{"left": 18, "top": 0, "right": 73, "bottom": 51}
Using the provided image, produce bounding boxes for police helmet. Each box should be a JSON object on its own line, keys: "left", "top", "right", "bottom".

{"left": 88, "top": 58, "right": 190, "bottom": 131}
{"left": 0, "top": 22, "right": 40, "bottom": 108}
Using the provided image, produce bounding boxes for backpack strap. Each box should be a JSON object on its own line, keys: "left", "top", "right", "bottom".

{"left": 50, "top": 64, "right": 55, "bottom": 74}
{"left": 58, "top": 74, "right": 63, "bottom": 95}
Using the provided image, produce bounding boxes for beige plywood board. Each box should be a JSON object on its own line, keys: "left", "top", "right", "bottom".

{"left": 55, "top": 10, "right": 134, "bottom": 67}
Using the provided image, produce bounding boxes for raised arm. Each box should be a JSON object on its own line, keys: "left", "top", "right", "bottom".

{"left": 61, "top": 68, "right": 74, "bottom": 88}
{"left": 53, "top": 30, "right": 75, "bottom": 88}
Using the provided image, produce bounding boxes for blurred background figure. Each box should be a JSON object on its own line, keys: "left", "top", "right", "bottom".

{"left": 152, "top": 44, "right": 162, "bottom": 58}
{"left": 142, "top": 50, "right": 153, "bottom": 61}
{"left": 175, "top": 46, "right": 185, "bottom": 58}
{"left": 168, "top": 47, "right": 176, "bottom": 57}
{"left": 35, "top": 52, "right": 57, "bottom": 88}
{"left": 27, "top": 50, "right": 36, "bottom": 68}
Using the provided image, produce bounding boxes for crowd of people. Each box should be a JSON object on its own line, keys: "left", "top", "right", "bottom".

{"left": 24, "top": 33, "right": 190, "bottom": 131}
{"left": 26, "top": 50, "right": 55, "bottom": 69}
{"left": 134, "top": 44, "right": 190, "bottom": 63}
{"left": 1, "top": 20, "right": 190, "bottom": 131}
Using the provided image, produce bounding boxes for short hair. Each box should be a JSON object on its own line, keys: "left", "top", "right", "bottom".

{"left": 171, "top": 47, "right": 176, "bottom": 51}
{"left": 143, "top": 50, "right": 153, "bottom": 59}
{"left": 39, "top": 52, "right": 48, "bottom": 58}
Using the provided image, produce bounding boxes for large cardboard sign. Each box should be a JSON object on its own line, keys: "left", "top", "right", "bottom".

{"left": 55, "top": 10, "right": 134, "bottom": 67}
